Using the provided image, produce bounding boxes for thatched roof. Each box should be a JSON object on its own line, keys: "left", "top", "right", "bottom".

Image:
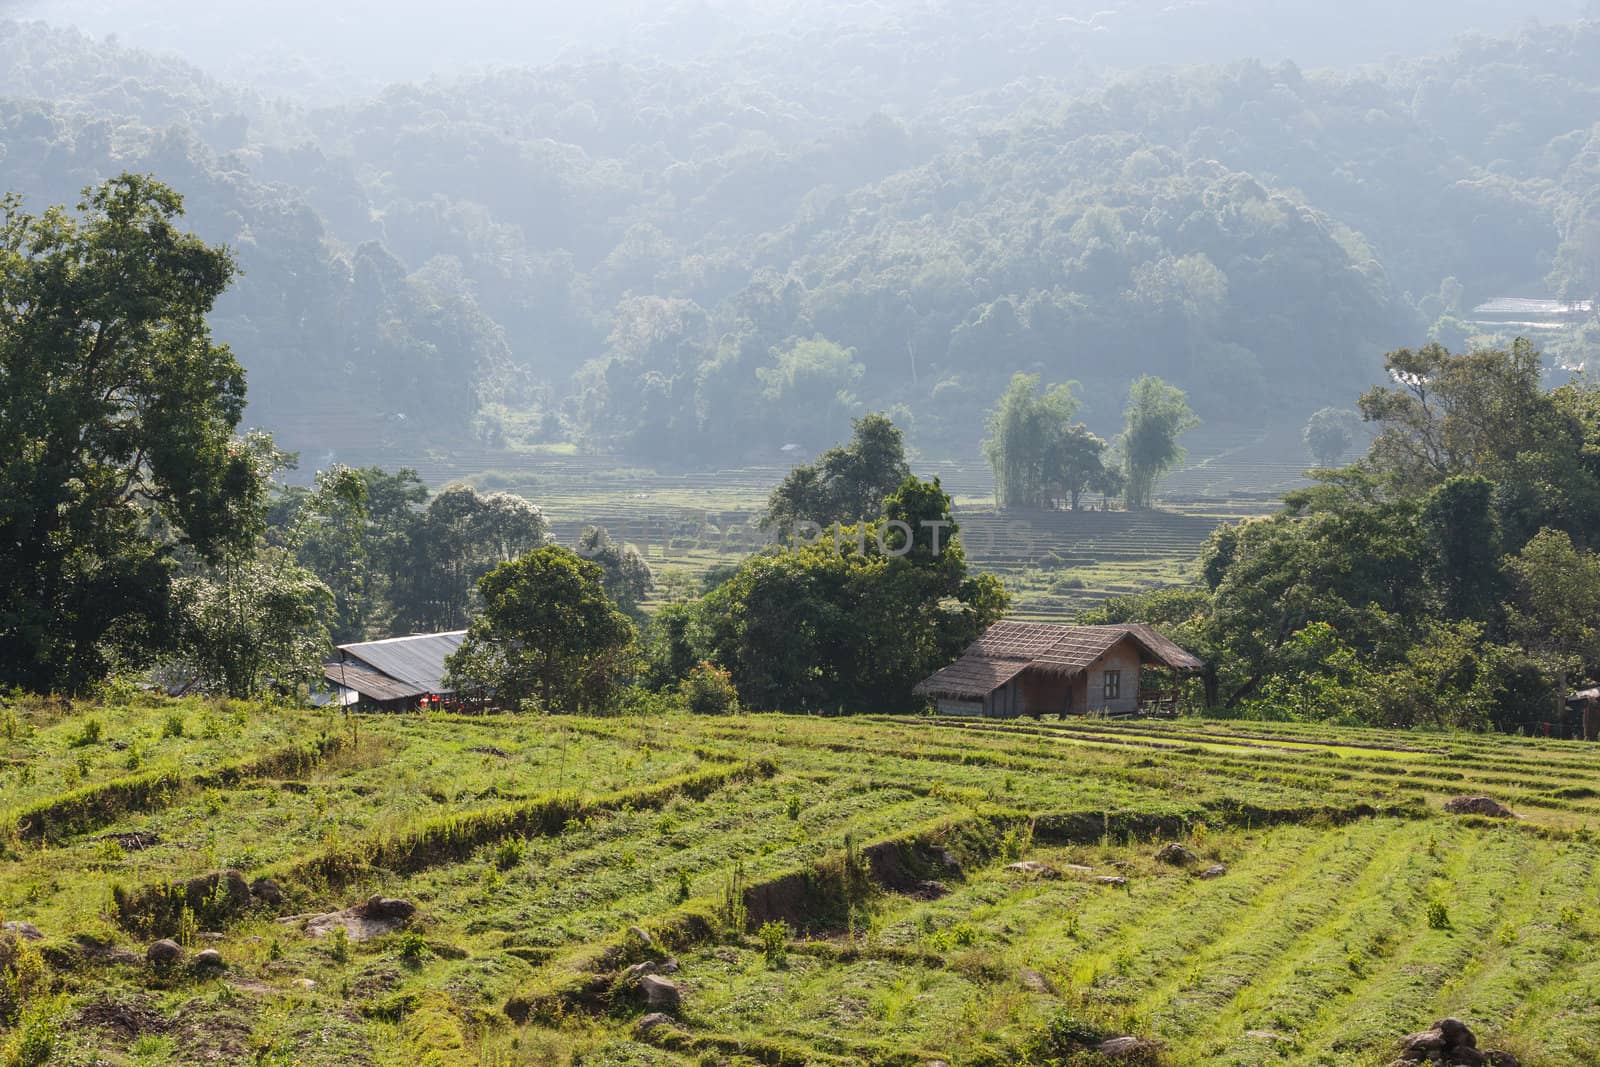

{"left": 914, "top": 620, "right": 1201, "bottom": 700}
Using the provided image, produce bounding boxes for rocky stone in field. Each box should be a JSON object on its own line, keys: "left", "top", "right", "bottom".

{"left": 626, "top": 925, "right": 655, "bottom": 952}
{"left": 1391, "top": 1018, "right": 1518, "bottom": 1067}
{"left": 192, "top": 948, "right": 225, "bottom": 971}
{"left": 635, "top": 1012, "right": 676, "bottom": 1035}
{"left": 1155, "top": 842, "right": 1198, "bottom": 865}
{"left": 1095, "top": 875, "right": 1129, "bottom": 887}
{"left": 1097, "top": 1035, "right": 1164, "bottom": 1060}
{"left": 1197, "top": 864, "right": 1228, "bottom": 879}
{"left": 1442, "top": 796, "right": 1516, "bottom": 818}
{"left": 1018, "top": 968, "right": 1056, "bottom": 994}
{"left": 625, "top": 960, "right": 659, "bottom": 982}
{"left": 249, "top": 877, "right": 284, "bottom": 906}
{"left": 638, "top": 974, "right": 680, "bottom": 1011}
{"left": 1, "top": 921, "right": 42, "bottom": 941}
{"left": 1063, "top": 864, "right": 1096, "bottom": 873}
{"left": 302, "top": 896, "right": 416, "bottom": 942}
{"left": 145, "top": 939, "right": 182, "bottom": 965}
{"left": 1005, "top": 861, "right": 1058, "bottom": 878}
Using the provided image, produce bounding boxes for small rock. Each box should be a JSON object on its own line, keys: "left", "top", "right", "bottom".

{"left": 1442, "top": 796, "right": 1516, "bottom": 818}
{"left": 1449, "top": 1049, "right": 1486, "bottom": 1066}
{"left": 1018, "top": 968, "right": 1056, "bottom": 994}
{"left": 1397, "top": 1028, "right": 1447, "bottom": 1056}
{"left": 1094, "top": 875, "right": 1128, "bottom": 887}
{"left": 1005, "top": 861, "right": 1058, "bottom": 878}
{"left": 657, "top": 957, "right": 680, "bottom": 974}
{"left": 638, "top": 973, "right": 680, "bottom": 1011}
{"left": 1098, "top": 1035, "right": 1162, "bottom": 1059}
{"left": 1244, "top": 1030, "right": 1290, "bottom": 1042}
{"left": 635, "top": 1011, "right": 675, "bottom": 1035}
{"left": 1437, "top": 1019, "right": 1475, "bottom": 1049}
{"left": 1483, "top": 1052, "right": 1521, "bottom": 1067}
{"left": 361, "top": 896, "right": 416, "bottom": 921}
{"left": 192, "top": 948, "right": 225, "bottom": 971}
{"left": 1063, "top": 864, "right": 1096, "bottom": 873}
{"left": 626, "top": 925, "right": 654, "bottom": 951}
{"left": 295, "top": 978, "right": 317, "bottom": 989}
{"left": 625, "top": 960, "right": 659, "bottom": 982}
{"left": 250, "top": 877, "right": 284, "bottom": 906}
{"left": 146, "top": 939, "right": 183, "bottom": 965}
{"left": 1, "top": 921, "right": 43, "bottom": 942}
{"left": 1197, "top": 864, "right": 1228, "bottom": 879}
{"left": 1154, "top": 842, "right": 1198, "bottom": 866}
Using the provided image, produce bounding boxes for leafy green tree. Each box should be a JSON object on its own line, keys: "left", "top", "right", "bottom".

{"left": 170, "top": 547, "right": 333, "bottom": 698}
{"left": 294, "top": 465, "right": 370, "bottom": 642}
{"left": 389, "top": 485, "right": 552, "bottom": 631}
{"left": 162, "top": 433, "right": 333, "bottom": 698}
{"left": 1119, "top": 376, "right": 1199, "bottom": 509}
{"left": 1419, "top": 476, "right": 1500, "bottom": 622}
{"left": 982, "top": 374, "right": 1086, "bottom": 509}
{"left": 701, "top": 477, "right": 1009, "bottom": 712}
{"left": 1504, "top": 528, "right": 1600, "bottom": 727}
{"left": 756, "top": 337, "right": 864, "bottom": 450}
{"left": 762, "top": 413, "right": 911, "bottom": 531}
{"left": 445, "top": 546, "right": 636, "bottom": 713}
{"left": 1302, "top": 408, "right": 1359, "bottom": 468}
{"left": 577, "top": 524, "right": 654, "bottom": 615}
{"left": 0, "top": 175, "right": 255, "bottom": 692}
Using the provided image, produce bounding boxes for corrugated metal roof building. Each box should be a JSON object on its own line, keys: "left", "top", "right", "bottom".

{"left": 915, "top": 621, "right": 1201, "bottom": 718}
{"left": 323, "top": 631, "right": 468, "bottom": 710}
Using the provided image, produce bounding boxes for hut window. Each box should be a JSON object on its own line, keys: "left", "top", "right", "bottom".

{"left": 1103, "top": 670, "right": 1122, "bottom": 701}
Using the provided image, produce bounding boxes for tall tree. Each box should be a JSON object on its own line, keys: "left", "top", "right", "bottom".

{"left": 1303, "top": 407, "right": 1359, "bottom": 468}
{"left": 0, "top": 175, "right": 255, "bottom": 692}
{"left": 577, "top": 524, "right": 655, "bottom": 616}
{"left": 294, "top": 465, "right": 370, "bottom": 642}
{"left": 1504, "top": 528, "right": 1600, "bottom": 728}
{"left": 1119, "top": 376, "right": 1199, "bottom": 509}
{"left": 762, "top": 413, "right": 911, "bottom": 532}
{"left": 389, "top": 485, "right": 552, "bottom": 631}
{"left": 982, "top": 374, "right": 1103, "bottom": 509}
{"left": 445, "top": 546, "right": 636, "bottom": 713}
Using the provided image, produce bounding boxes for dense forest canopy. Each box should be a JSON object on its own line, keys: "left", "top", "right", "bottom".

{"left": 1, "top": 4, "right": 1597, "bottom": 465}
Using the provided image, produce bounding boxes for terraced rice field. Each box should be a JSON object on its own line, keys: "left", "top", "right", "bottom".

{"left": 4, "top": 699, "right": 1599, "bottom": 1066}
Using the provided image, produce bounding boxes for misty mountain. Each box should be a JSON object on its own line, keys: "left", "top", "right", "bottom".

{"left": 0, "top": 7, "right": 1596, "bottom": 463}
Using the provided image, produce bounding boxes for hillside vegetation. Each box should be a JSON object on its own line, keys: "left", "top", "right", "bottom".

{"left": 4, "top": 696, "right": 1600, "bottom": 1066}
{"left": 1, "top": 11, "right": 1598, "bottom": 459}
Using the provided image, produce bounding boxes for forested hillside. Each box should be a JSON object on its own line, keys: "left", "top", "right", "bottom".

{"left": 2, "top": 6, "right": 1597, "bottom": 463}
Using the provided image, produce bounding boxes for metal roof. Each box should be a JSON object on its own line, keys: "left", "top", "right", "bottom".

{"left": 322, "top": 659, "right": 429, "bottom": 702}
{"left": 335, "top": 630, "right": 467, "bottom": 696}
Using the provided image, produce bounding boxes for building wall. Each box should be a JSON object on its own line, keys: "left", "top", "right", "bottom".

{"left": 935, "top": 697, "right": 984, "bottom": 716}
{"left": 1086, "top": 640, "right": 1143, "bottom": 714}
{"left": 1019, "top": 671, "right": 1072, "bottom": 715}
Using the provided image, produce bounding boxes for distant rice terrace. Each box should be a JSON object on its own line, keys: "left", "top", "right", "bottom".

{"left": 317, "top": 426, "right": 1320, "bottom": 618}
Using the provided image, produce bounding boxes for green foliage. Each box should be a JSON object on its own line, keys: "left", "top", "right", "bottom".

{"left": 495, "top": 836, "right": 529, "bottom": 871}
{"left": 446, "top": 545, "right": 636, "bottom": 714}
{"left": 70, "top": 718, "right": 103, "bottom": 748}
{"left": 699, "top": 477, "right": 1010, "bottom": 712}
{"left": 983, "top": 374, "right": 1113, "bottom": 510}
{"left": 0, "top": 175, "right": 248, "bottom": 693}
{"left": 762, "top": 413, "right": 911, "bottom": 532}
{"left": 396, "top": 930, "right": 429, "bottom": 964}
{"left": 1120, "top": 376, "right": 1200, "bottom": 509}
{"left": 757, "top": 920, "right": 790, "bottom": 968}
{"left": 577, "top": 524, "right": 654, "bottom": 616}
{"left": 327, "top": 926, "right": 350, "bottom": 965}
{"left": 1303, "top": 408, "right": 1360, "bottom": 468}
{"left": 679, "top": 662, "right": 741, "bottom": 716}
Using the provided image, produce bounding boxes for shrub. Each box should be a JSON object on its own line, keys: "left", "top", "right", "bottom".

{"left": 758, "top": 920, "right": 790, "bottom": 968}
{"left": 494, "top": 837, "right": 528, "bottom": 871}
{"left": 161, "top": 712, "right": 185, "bottom": 739}
{"left": 328, "top": 927, "right": 350, "bottom": 964}
{"left": 70, "top": 717, "right": 103, "bottom": 747}
{"left": 675, "top": 869, "right": 692, "bottom": 903}
{"left": 679, "top": 662, "right": 741, "bottom": 716}
{"left": 396, "top": 931, "right": 429, "bottom": 964}
{"left": 1425, "top": 897, "right": 1452, "bottom": 930}
{"left": 785, "top": 795, "right": 803, "bottom": 821}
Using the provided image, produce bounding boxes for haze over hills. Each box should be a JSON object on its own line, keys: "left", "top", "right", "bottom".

{"left": 1, "top": 1, "right": 1596, "bottom": 463}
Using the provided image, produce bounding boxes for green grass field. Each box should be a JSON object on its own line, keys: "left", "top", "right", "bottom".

{"left": 3, "top": 697, "right": 1599, "bottom": 1066}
